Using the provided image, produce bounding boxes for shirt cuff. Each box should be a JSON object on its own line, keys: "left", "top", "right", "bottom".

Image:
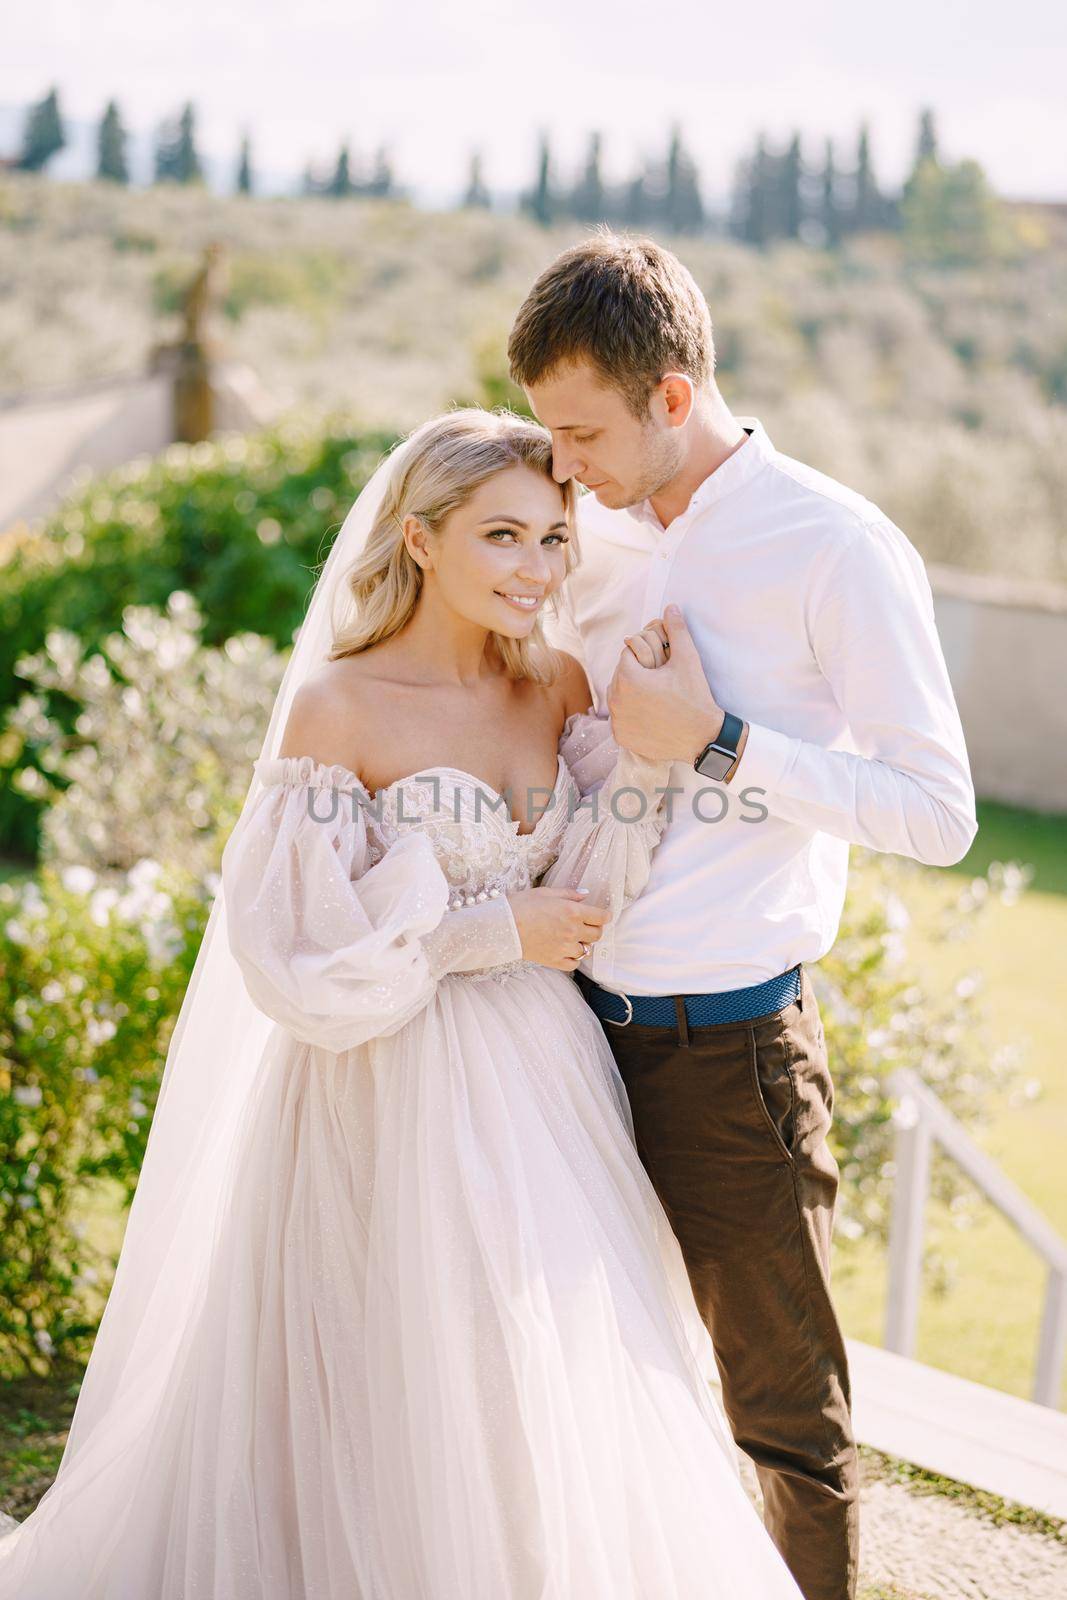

{"left": 734, "top": 720, "right": 798, "bottom": 797}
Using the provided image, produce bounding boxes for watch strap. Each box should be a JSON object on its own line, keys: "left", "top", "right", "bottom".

{"left": 716, "top": 711, "right": 744, "bottom": 756}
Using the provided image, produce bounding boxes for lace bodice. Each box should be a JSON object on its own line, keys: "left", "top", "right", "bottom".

{"left": 221, "top": 712, "right": 674, "bottom": 1054}
{"left": 356, "top": 755, "right": 578, "bottom": 899}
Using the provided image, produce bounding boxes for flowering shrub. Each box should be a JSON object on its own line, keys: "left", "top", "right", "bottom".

{"left": 1, "top": 597, "right": 283, "bottom": 1373}
{"left": 0, "top": 860, "right": 207, "bottom": 1374}
{"left": 10, "top": 592, "right": 283, "bottom": 879}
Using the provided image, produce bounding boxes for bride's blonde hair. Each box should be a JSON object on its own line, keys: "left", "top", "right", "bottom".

{"left": 327, "top": 408, "right": 579, "bottom": 684}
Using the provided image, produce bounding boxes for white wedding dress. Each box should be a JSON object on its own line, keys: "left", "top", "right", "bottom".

{"left": 0, "top": 711, "right": 803, "bottom": 1599}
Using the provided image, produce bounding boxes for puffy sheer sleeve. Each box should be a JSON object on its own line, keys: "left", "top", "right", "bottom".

{"left": 221, "top": 755, "right": 523, "bottom": 1054}
{"left": 539, "top": 710, "right": 674, "bottom": 981}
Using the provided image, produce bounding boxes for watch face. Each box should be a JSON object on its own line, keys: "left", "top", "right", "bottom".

{"left": 695, "top": 746, "right": 734, "bottom": 782}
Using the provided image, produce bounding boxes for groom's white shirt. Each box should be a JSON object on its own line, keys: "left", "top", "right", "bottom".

{"left": 547, "top": 417, "right": 977, "bottom": 996}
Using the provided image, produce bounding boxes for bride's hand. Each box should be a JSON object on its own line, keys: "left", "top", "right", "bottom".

{"left": 507, "top": 887, "right": 610, "bottom": 971}
{"left": 623, "top": 618, "right": 670, "bottom": 670}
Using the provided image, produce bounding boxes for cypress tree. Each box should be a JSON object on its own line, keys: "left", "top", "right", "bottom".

{"left": 853, "top": 122, "right": 882, "bottom": 231}
{"left": 17, "top": 87, "right": 66, "bottom": 172}
{"left": 153, "top": 118, "right": 178, "bottom": 182}
{"left": 744, "top": 134, "right": 773, "bottom": 247}
{"left": 664, "top": 126, "right": 704, "bottom": 234}
{"left": 821, "top": 138, "right": 840, "bottom": 247}
{"left": 462, "top": 151, "right": 491, "bottom": 209}
{"left": 916, "top": 107, "right": 938, "bottom": 167}
{"left": 155, "top": 103, "right": 203, "bottom": 184}
{"left": 624, "top": 169, "right": 650, "bottom": 227}
{"left": 236, "top": 134, "right": 253, "bottom": 195}
{"left": 97, "top": 100, "right": 129, "bottom": 184}
{"left": 368, "top": 146, "right": 394, "bottom": 198}
{"left": 903, "top": 106, "right": 940, "bottom": 208}
{"left": 327, "top": 143, "right": 353, "bottom": 197}
{"left": 780, "top": 132, "right": 802, "bottom": 239}
{"left": 571, "top": 132, "right": 605, "bottom": 222}
{"left": 523, "top": 134, "right": 555, "bottom": 227}
{"left": 174, "top": 104, "right": 203, "bottom": 183}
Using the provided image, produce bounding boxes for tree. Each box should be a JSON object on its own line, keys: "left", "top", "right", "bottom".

{"left": 17, "top": 87, "right": 65, "bottom": 172}
{"left": 236, "top": 134, "right": 253, "bottom": 195}
{"left": 901, "top": 156, "right": 1006, "bottom": 267}
{"left": 96, "top": 100, "right": 129, "bottom": 185}
{"left": 522, "top": 134, "right": 556, "bottom": 227}
{"left": 572, "top": 132, "right": 604, "bottom": 224}
{"left": 462, "top": 151, "right": 491, "bottom": 209}
{"left": 664, "top": 126, "right": 704, "bottom": 234}
{"left": 570, "top": 132, "right": 605, "bottom": 222}
{"left": 780, "top": 132, "right": 802, "bottom": 240}
{"left": 624, "top": 169, "right": 650, "bottom": 228}
{"left": 734, "top": 133, "right": 773, "bottom": 247}
{"left": 852, "top": 122, "right": 883, "bottom": 232}
{"left": 367, "top": 146, "right": 394, "bottom": 198}
{"left": 915, "top": 107, "right": 938, "bottom": 168}
{"left": 821, "top": 139, "right": 840, "bottom": 248}
{"left": 155, "top": 103, "right": 203, "bottom": 184}
{"left": 175, "top": 105, "right": 203, "bottom": 183}
{"left": 327, "top": 143, "right": 353, "bottom": 198}
{"left": 903, "top": 106, "right": 940, "bottom": 208}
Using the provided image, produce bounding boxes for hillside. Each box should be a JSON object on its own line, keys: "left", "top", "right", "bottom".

{"left": 2, "top": 173, "right": 1065, "bottom": 581}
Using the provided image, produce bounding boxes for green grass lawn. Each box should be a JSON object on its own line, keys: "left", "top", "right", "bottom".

{"left": 832, "top": 800, "right": 1067, "bottom": 1408}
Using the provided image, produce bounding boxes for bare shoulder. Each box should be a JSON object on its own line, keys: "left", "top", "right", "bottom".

{"left": 551, "top": 649, "right": 594, "bottom": 720}
{"left": 276, "top": 656, "right": 381, "bottom": 776}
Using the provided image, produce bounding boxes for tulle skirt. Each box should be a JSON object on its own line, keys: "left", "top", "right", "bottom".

{"left": 1, "top": 965, "right": 802, "bottom": 1598}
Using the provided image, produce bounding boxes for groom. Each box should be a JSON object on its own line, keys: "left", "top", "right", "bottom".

{"left": 508, "top": 234, "right": 977, "bottom": 1600}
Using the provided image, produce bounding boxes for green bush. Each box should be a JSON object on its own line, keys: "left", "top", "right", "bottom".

{"left": 10, "top": 593, "right": 283, "bottom": 879}
{"left": 0, "top": 419, "right": 398, "bottom": 857}
{"left": 0, "top": 598, "right": 287, "bottom": 1375}
{"left": 0, "top": 861, "right": 207, "bottom": 1375}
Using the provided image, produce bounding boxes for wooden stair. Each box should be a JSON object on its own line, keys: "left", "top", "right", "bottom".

{"left": 848, "top": 1337, "right": 1067, "bottom": 1519}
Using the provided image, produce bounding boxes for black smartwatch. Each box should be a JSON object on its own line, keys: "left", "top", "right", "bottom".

{"left": 694, "top": 712, "right": 745, "bottom": 783}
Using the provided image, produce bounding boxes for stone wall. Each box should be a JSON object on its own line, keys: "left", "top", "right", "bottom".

{"left": 931, "top": 564, "right": 1067, "bottom": 814}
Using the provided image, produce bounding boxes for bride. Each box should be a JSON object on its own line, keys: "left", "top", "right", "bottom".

{"left": 0, "top": 409, "right": 803, "bottom": 1598}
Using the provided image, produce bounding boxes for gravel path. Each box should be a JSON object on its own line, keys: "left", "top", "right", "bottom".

{"left": 858, "top": 1477, "right": 1067, "bottom": 1600}
{"left": 734, "top": 1449, "right": 1067, "bottom": 1600}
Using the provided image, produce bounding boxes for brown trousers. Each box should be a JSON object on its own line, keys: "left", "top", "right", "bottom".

{"left": 578, "top": 965, "right": 859, "bottom": 1600}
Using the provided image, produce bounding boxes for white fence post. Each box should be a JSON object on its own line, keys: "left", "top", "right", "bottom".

{"left": 885, "top": 1089, "right": 932, "bottom": 1358}
{"left": 1035, "top": 1268, "right": 1067, "bottom": 1410}
{"left": 884, "top": 1067, "right": 1067, "bottom": 1407}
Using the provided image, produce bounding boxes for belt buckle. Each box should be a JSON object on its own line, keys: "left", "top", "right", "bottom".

{"left": 604, "top": 991, "right": 634, "bottom": 1027}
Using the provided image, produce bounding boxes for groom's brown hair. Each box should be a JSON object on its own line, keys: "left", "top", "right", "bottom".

{"left": 508, "top": 231, "right": 715, "bottom": 418}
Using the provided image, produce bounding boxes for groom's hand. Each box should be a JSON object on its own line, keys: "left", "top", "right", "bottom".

{"left": 607, "top": 604, "right": 724, "bottom": 763}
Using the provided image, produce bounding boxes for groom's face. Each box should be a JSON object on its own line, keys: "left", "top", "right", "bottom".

{"left": 525, "top": 361, "right": 683, "bottom": 512}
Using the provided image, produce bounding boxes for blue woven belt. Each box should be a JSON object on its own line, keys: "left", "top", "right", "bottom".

{"left": 576, "top": 965, "right": 802, "bottom": 1029}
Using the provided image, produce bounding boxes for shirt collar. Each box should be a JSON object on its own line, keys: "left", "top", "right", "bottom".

{"left": 630, "top": 415, "right": 775, "bottom": 532}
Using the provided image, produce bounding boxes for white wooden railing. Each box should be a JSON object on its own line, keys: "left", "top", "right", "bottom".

{"left": 885, "top": 1067, "right": 1067, "bottom": 1408}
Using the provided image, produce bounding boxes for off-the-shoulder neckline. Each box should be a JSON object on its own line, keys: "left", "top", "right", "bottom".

{"left": 254, "top": 708, "right": 600, "bottom": 835}
{"left": 254, "top": 751, "right": 581, "bottom": 839}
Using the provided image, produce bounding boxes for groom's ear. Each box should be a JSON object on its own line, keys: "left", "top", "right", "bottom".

{"left": 657, "top": 374, "right": 695, "bottom": 430}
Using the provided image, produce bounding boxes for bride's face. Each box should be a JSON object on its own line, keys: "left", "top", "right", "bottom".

{"left": 407, "top": 464, "right": 572, "bottom": 638}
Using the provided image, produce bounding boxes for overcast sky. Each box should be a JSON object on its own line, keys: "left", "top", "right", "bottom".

{"left": 5, "top": 0, "right": 1065, "bottom": 202}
